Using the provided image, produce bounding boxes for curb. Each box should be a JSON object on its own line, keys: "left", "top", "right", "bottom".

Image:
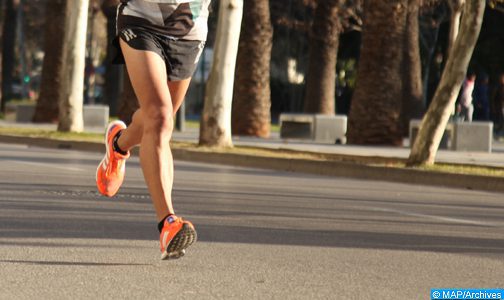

{"left": 1, "top": 134, "right": 503, "bottom": 193}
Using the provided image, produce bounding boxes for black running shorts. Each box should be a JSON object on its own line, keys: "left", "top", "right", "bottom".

{"left": 111, "top": 0, "right": 209, "bottom": 81}
{"left": 115, "top": 27, "right": 205, "bottom": 81}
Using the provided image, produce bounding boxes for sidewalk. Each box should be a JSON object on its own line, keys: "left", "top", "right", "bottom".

{"left": 1, "top": 120, "right": 504, "bottom": 193}
{"left": 1, "top": 120, "right": 504, "bottom": 168}
{"left": 172, "top": 128, "right": 504, "bottom": 168}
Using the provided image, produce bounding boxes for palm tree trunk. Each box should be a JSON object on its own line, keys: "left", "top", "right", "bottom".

{"left": 407, "top": 0, "right": 485, "bottom": 166}
{"left": 347, "top": 0, "right": 409, "bottom": 145}
{"left": 400, "top": 0, "right": 424, "bottom": 134}
{"left": 33, "top": 0, "right": 66, "bottom": 123}
{"left": 303, "top": 0, "right": 342, "bottom": 115}
{"left": 199, "top": 0, "right": 243, "bottom": 147}
{"left": 231, "top": 0, "right": 272, "bottom": 138}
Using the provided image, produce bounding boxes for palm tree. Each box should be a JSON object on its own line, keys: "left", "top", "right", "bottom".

{"left": 33, "top": 0, "right": 66, "bottom": 123}
{"left": 231, "top": 0, "right": 272, "bottom": 138}
{"left": 303, "top": 0, "right": 342, "bottom": 115}
{"left": 400, "top": 0, "right": 423, "bottom": 133}
{"left": 347, "top": 0, "right": 421, "bottom": 145}
{"left": 347, "top": 0, "right": 407, "bottom": 145}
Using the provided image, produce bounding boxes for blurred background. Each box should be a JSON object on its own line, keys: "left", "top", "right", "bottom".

{"left": 0, "top": 0, "right": 502, "bottom": 137}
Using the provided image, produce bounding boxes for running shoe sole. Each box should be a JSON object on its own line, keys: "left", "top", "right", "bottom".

{"left": 161, "top": 223, "right": 197, "bottom": 260}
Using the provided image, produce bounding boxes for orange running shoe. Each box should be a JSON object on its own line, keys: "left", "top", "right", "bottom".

{"left": 96, "top": 120, "right": 130, "bottom": 197}
{"left": 160, "top": 215, "right": 197, "bottom": 260}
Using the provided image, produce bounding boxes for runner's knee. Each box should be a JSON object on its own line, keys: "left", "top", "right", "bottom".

{"left": 143, "top": 108, "right": 174, "bottom": 137}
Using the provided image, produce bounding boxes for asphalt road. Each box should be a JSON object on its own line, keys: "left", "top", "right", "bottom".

{"left": 0, "top": 142, "right": 503, "bottom": 299}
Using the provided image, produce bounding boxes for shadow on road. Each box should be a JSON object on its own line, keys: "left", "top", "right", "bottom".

{"left": 0, "top": 260, "right": 150, "bottom": 267}
{"left": 2, "top": 213, "right": 504, "bottom": 255}
{"left": 2, "top": 179, "right": 504, "bottom": 257}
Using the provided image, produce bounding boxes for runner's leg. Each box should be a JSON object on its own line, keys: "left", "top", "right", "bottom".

{"left": 117, "top": 78, "right": 191, "bottom": 151}
{"left": 118, "top": 38, "right": 190, "bottom": 221}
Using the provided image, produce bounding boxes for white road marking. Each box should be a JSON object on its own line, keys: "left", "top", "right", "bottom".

{"left": 6, "top": 160, "right": 86, "bottom": 172}
{"left": 370, "top": 207, "right": 503, "bottom": 228}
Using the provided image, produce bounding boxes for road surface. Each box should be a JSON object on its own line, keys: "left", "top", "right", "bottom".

{"left": 0, "top": 142, "right": 503, "bottom": 299}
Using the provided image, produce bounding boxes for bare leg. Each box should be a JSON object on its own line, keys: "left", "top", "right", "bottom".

{"left": 117, "top": 79, "right": 191, "bottom": 150}
{"left": 117, "top": 39, "right": 190, "bottom": 221}
{"left": 117, "top": 109, "right": 144, "bottom": 149}
{"left": 168, "top": 80, "right": 192, "bottom": 115}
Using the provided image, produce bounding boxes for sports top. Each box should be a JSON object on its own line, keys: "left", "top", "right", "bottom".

{"left": 118, "top": 0, "right": 211, "bottom": 41}
{"left": 134, "top": 0, "right": 194, "bottom": 3}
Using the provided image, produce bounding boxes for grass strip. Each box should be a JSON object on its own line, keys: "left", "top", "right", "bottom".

{"left": 0, "top": 126, "right": 502, "bottom": 177}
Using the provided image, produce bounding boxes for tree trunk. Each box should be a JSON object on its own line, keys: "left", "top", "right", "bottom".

{"left": 400, "top": 0, "right": 424, "bottom": 134}
{"left": 303, "top": 0, "right": 341, "bottom": 115}
{"left": 407, "top": 0, "right": 485, "bottom": 166}
{"left": 1, "top": 0, "right": 18, "bottom": 113}
{"left": 199, "top": 0, "right": 243, "bottom": 147}
{"left": 57, "top": 0, "right": 89, "bottom": 132}
{"left": 347, "top": 0, "right": 408, "bottom": 145}
{"left": 231, "top": 0, "right": 272, "bottom": 137}
{"left": 118, "top": 70, "right": 139, "bottom": 126}
{"left": 33, "top": 0, "right": 66, "bottom": 123}
{"left": 447, "top": 0, "right": 465, "bottom": 56}
{"left": 0, "top": 0, "right": 6, "bottom": 103}
{"left": 101, "top": 0, "right": 122, "bottom": 117}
